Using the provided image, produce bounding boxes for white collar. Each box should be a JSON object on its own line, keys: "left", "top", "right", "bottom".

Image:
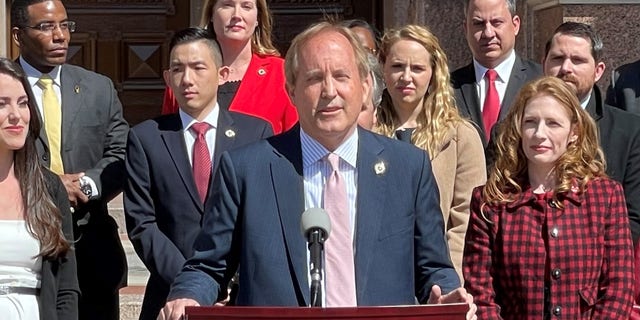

{"left": 179, "top": 104, "right": 220, "bottom": 131}
{"left": 20, "top": 56, "right": 63, "bottom": 88}
{"left": 473, "top": 50, "right": 517, "bottom": 84}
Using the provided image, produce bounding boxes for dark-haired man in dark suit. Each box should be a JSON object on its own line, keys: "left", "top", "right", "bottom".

{"left": 124, "top": 27, "right": 272, "bottom": 320}
{"left": 606, "top": 59, "right": 640, "bottom": 114}
{"left": 451, "top": 0, "right": 541, "bottom": 147}
{"left": 11, "top": 0, "right": 129, "bottom": 318}
{"left": 543, "top": 21, "right": 640, "bottom": 244}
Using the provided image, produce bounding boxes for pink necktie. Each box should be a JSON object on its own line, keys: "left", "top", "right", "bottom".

{"left": 191, "top": 122, "right": 211, "bottom": 203}
{"left": 323, "top": 153, "right": 357, "bottom": 307}
{"left": 482, "top": 69, "right": 500, "bottom": 141}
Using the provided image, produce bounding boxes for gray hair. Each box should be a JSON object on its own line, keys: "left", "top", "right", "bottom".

{"left": 367, "top": 53, "right": 384, "bottom": 108}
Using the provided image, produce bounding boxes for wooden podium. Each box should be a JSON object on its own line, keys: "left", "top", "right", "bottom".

{"left": 185, "top": 303, "right": 469, "bottom": 319}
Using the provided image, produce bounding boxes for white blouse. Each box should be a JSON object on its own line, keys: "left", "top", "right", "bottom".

{"left": 0, "top": 220, "right": 42, "bottom": 320}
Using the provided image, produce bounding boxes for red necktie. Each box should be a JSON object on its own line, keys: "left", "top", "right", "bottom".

{"left": 191, "top": 122, "right": 211, "bottom": 203}
{"left": 323, "top": 153, "right": 357, "bottom": 306}
{"left": 482, "top": 69, "right": 500, "bottom": 141}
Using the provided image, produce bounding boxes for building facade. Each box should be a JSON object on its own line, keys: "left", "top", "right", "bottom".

{"left": 2, "top": 0, "right": 638, "bottom": 124}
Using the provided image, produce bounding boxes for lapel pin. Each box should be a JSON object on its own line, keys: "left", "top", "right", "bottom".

{"left": 74, "top": 85, "right": 80, "bottom": 94}
{"left": 225, "top": 129, "right": 236, "bottom": 138}
{"left": 257, "top": 68, "right": 266, "bottom": 76}
{"left": 374, "top": 161, "right": 386, "bottom": 175}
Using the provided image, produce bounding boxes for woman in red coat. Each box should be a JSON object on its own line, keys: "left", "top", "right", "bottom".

{"left": 463, "top": 76, "right": 634, "bottom": 319}
{"left": 162, "top": 0, "right": 297, "bottom": 134}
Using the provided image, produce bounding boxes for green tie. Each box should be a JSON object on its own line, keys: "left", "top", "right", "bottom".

{"left": 38, "top": 75, "right": 64, "bottom": 174}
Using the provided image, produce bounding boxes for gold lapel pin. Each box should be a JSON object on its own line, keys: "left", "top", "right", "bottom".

{"left": 225, "top": 129, "right": 236, "bottom": 138}
{"left": 74, "top": 85, "right": 80, "bottom": 94}
{"left": 374, "top": 161, "right": 386, "bottom": 175}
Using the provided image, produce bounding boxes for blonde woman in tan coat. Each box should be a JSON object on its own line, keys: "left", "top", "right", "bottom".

{"left": 375, "top": 25, "right": 486, "bottom": 282}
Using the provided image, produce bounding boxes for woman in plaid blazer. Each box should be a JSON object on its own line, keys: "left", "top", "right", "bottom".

{"left": 463, "top": 76, "right": 634, "bottom": 319}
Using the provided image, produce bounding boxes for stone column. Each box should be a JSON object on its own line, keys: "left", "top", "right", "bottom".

{"left": 190, "top": 0, "right": 205, "bottom": 26}
{"left": 2, "top": 1, "right": 8, "bottom": 57}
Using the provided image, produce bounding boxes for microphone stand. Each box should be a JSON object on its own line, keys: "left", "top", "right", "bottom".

{"left": 308, "top": 229, "right": 325, "bottom": 307}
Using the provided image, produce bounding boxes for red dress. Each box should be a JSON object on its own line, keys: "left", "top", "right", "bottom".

{"left": 162, "top": 54, "right": 298, "bottom": 134}
{"left": 464, "top": 178, "right": 634, "bottom": 319}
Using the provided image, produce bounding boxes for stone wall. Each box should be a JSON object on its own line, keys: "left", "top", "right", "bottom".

{"left": 383, "top": 0, "right": 640, "bottom": 90}
{"left": 383, "top": 0, "right": 532, "bottom": 71}
{"left": 529, "top": 3, "right": 640, "bottom": 89}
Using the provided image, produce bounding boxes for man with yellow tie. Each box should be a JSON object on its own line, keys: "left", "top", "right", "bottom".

{"left": 11, "top": 1, "right": 129, "bottom": 319}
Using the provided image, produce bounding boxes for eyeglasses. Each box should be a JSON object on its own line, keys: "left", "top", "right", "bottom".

{"left": 23, "top": 21, "right": 76, "bottom": 33}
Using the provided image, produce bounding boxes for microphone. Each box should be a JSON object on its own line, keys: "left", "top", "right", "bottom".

{"left": 300, "top": 208, "right": 331, "bottom": 307}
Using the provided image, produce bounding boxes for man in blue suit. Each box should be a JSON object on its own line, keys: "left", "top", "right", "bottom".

{"left": 124, "top": 28, "right": 272, "bottom": 320}
{"left": 159, "top": 21, "right": 475, "bottom": 319}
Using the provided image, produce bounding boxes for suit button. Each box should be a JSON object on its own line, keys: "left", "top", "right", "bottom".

{"left": 550, "top": 227, "right": 559, "bottom": 238}
{"left": 552, "top": 268, "right": 561, "bottom": 279}
{"left": 553, "top": 306, "right": 562, "bottom": 316}
{"left": 42, "top": 154, "right": 49, "bottom": 162}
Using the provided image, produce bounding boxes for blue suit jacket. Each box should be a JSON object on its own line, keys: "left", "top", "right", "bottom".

{"left": 124, "top": 110, "right": 272, "bottom": 319}
{"left": 168, "top": 125, "right": 460, "bottom": 306}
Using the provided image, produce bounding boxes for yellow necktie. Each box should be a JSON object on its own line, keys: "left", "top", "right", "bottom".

{"left": 39, "top": 75, "right": 64, "bottom": 174}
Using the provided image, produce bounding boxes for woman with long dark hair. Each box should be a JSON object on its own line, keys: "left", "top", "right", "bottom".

{"left": 0, "top": 57, "right": 78, "bottom": 319}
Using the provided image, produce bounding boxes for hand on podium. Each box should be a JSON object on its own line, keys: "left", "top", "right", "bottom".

{"left": 157, "top": 298, "right": 200, "bottom": 320}
{"left": 427, "top": 285, "right": 477, "bottom": 320}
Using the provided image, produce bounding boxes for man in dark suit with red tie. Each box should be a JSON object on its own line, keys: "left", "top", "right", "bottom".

{"left": 451, "top": 0, "right": 541, "bottom": 147}
{"left": 123, "top": 27, "right": 272, "bottom": 320}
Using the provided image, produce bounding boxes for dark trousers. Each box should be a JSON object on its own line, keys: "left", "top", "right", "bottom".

{"left": 75, "top": 213, "right": 127, "bottom": 320}
{"left": 79, "top": 289, "right": 119, "bottom": 320}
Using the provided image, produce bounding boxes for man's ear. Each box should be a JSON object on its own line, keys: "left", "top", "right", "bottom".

{"left": 512, "top": 15, "right": 521, "bottom": 36}
{"left": 163, "top": 69, "right": 171, "bottom": 86}
{"left": 594, "top": 61, "right": 606, "bottom": 83}
{"left": 287, "top": 83, "right": 295, "bottom": 101}
{"left": 362, "top": 73, "right": 373, "bottom": 108}
{"left": 218, "top": 66, "right": 230, "bottom": 84}
{"left": 11, "top": 27, "right": 22, "bottom": 47}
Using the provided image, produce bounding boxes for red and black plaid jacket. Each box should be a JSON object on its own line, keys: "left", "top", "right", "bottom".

{"left": 464, "top": 178, "right": 634, "bottom": 319}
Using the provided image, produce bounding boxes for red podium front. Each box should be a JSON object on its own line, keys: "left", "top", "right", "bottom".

{"left": 185, "top": 303, "right": 468, "bottom": 319}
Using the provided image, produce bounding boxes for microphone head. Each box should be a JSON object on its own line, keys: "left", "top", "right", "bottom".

{"left": 300, "top": 208, "right": 331, "bottom": 238}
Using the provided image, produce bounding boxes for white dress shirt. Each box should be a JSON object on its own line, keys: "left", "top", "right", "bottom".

{"left": 300, "top": 127, "right": 359, "bottom": 306}
{"left": 473, "top": 50, "right": 517, "bottom": 111}
{"left": 179, "top": 106, "right": 219, "bottom": 166}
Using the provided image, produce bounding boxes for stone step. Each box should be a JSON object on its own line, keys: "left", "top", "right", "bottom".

{"left": 120, "top": 286, "right": 144, "bottom": 320}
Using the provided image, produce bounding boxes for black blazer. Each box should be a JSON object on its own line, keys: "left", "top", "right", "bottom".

{"left": 587, "top": 86, "right": 640, "bottom": 244}
{"left": 41, "top": 169, "right": 80, "bottom": 320}
{"left": 606, "top": 59, "right": 640, "bottom": 114}
{"left": 451, "top": 55, "right": 542, "bottom": 147}
{"left": 124, "top": 109, "right": 272, "bottom": 319}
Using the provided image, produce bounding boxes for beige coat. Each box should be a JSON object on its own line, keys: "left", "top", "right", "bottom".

{"left": 430, "top": 121, "right": 486, "bottom": 282}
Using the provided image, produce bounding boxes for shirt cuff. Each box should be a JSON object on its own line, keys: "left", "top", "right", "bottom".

{"left": 80, "top": 175, "right": 100, "bottom": 200}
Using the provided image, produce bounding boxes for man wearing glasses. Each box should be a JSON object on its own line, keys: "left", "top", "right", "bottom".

{"left": 11, "top": 1, "right": 129, "bottom": 319}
